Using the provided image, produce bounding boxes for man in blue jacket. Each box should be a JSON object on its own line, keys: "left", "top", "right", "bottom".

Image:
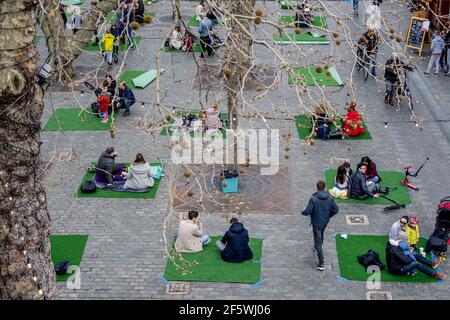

{"left": 349, "top": 162, "right": 380, "bottom": 200}
{"left": 116, "top": 81, "right": 135, "bottom": 116}
{"left": 216, "top": 218, "right": 253, "bottom": 263}
{"left": 302, "top": 180, "right": 339, "bottom": 271}
{"left": 198, "top": 12, "right": 213, "bottom": 58}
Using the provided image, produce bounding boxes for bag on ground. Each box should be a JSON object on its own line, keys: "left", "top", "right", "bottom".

{"left": 81, "top": 180, "right": 97, "bottom": 193}
{"left": 357, "top": 250, "right": 385, "bottom": 271}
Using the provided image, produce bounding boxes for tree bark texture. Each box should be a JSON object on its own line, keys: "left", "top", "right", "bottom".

{"left": 0, "top": 0, "right": 56, "bottom": 299}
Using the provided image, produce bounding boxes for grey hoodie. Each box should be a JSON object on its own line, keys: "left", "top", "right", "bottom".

{"left": 123, "top": 162, "right": 154, "bottom": 190}
{"left": 431, "top": 35, "right": 445, "bottom": 55}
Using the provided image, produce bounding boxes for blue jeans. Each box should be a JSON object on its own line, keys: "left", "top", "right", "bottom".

{"left": 119, "top": 99, "right": 133, "bottom": 113}
{"left": 313, "top": 225, "right": 326, "bottom": 265}
{"left": 367, "top": 176, "right": 380, "bottom": 184}
{"left": 201, "top": 235, "right": 210, "bottom": 244}
{"left": 370, "top": 52, "right": 378, "bottom": 76}
{"left": 399, "top": 253, "right": 435, "bottom": 277}
{"left": 353, "top": 0, "right": 359, "bottom": 11}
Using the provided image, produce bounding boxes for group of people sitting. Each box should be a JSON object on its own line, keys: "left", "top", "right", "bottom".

{"left": 312, "top": 102, "right": 365, "bottom": 140}
{"left": 95, "top": 147, "right": 157, "bottom": 190}
{"left": 386, "top": 215, "right": 445, "bottom": 279}
{"left": 329, "top": 156, "right": 380, "bottom": 200}
{"left": 175, "top": 211, "right": 254, "bottom": 263}
{"left": 92, "top": 74, "right": 136, "bottom": 121}
{"left": 169, "top": 102, "right": 226, "bottom": 134}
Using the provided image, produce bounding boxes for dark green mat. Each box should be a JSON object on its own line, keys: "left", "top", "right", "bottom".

{"left": 324, "top": 168, "right": 412, "bottom": 205}
{"left": 160, "top": 111, "right": 229, "bottom": 138}
{"left": 43, "top": 108, "right": 116, "bottom": 131}
{"left": 288, "top": 66, "right": 343, "bottom": 86}
{"left": 85, "top": 36, "right": 141, "bottom": 52}
{"left": 76, "top": 162, "right": 162, "bottom": 199}
{"left": 273, "top": 32, "right": 329, "bottom": 44}
{"left": 118, "top": 70, "right": 146, "bottom": 89}
{"left": 294, "top": 115, "right": 372, "bottom": 140}
{"left": 163, "top": 42, "right": 202, "bottom": 53}
{"left": 279, "top": 16, "right": 328, "bottom": 28}
{"left": 164, "top": 236, "right": 263, "bottom": 284}
{"left": 336, "top": 235, "right": 437, "bottom": 283}
{"left": 50, "top": 235, "right": 88, "bottom": 282}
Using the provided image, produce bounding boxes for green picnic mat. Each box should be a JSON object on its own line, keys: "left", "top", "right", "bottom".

{"left": 118, "top": 70, "right": 146, "bottom": 89}
{"left": 164, "top": 42, "right": 202, "bottom": 53}
{"left": 324, "top": 168, "right": 412, "bottom": 205}
{"left": 132, "top": 69, "right": 163, "bottom": 88}
{"left": 294, "top": 115, "right": 372, "bottom": 140}
{"left": 85, "top": 36, "right": 141, "bottom": 52}
{"left": 288, "top": 66, "right": 343, "bottom": 86}
{"left": 336, "top": 235, "right": 437, "bottom": 283}
{"left": 164, "top": 236, "right": 263, "bottom": 284}
{"left": 76, "top": 162, "right": 162, "bottom": 199}
{"left": 43, "top": 108, "right": 116, "bottom": 131}
{"left": 273, "top": 32, "right": 329, "bottom": 44}
{"left": 160, "top": 111, "right": 229, "bottom": 138}
{"left": 279, "top": 16, "right": 328, "bottom": 28}
{"left": 50, "top": 235, "right": 88, "bottom": 282}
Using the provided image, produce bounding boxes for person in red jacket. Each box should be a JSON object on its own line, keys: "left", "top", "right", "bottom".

{"left": 97, "top": 90, "right": 111, "bottom": 123}
{"left": 342, "top": 102, "right": 365, "bottom": 137}
{"left": 361, "top": 156, "right": 381, "bottom": 184}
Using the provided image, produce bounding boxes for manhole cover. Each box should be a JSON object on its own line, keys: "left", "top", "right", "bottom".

{"left": 172, "top": 165, "right": 293, "bottom": 214}
{"left": 166, "top": 282, "right": 191, "bottom": 294}
{"left": 366, "top": 291, "right": 392, "bottom": 300}
{"left": 346, "top": 215, "right": 369, "bottom": 225}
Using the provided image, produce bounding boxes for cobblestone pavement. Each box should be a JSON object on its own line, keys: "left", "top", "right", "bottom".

{"left": 36, "top": 0, "right": 450, "bottom": 299}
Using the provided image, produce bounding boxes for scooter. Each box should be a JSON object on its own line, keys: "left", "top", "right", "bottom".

{"left": 402, "top": 157, "right": 429, "bottom": 191}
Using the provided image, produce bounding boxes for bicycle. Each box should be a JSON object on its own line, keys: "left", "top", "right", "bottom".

{"left": 385, "top": 65, "right": 415, "bottom": 113}
{"left": 356, "top": 45, "right": 370, "bottom": 81}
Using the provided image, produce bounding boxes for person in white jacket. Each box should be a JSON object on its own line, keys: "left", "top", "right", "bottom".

{"left": 389, "top": 216, "right": 409, "bottom": 246}
{"left": 123, "top": 153, "right": 155, "bottom": 190}
{"left": 175, "top": 211, "right": 210, "bottom": 253}
{"left": 169, "top": 25, "right": 183, "bottom": 50}
{"left": 195, "top": 0, "right": 206, "bottom": 21}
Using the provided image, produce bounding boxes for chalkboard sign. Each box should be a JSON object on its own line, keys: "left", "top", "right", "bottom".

{"left": 404, "top": 16, "right": 429, "bottom": 57}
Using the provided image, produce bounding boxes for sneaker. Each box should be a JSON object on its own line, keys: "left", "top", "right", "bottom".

{"left": 424, "top": 72, "right": 429, "bottom": 76}
{"left": 316, "top": 264, "right": 325, "bottom": 271}
{"left": 446, "top": 73, "right": 450, "bottom": 77}
{"left": 434, "top": 272, "right": 446, "bottom": 280}
{"left": 204, "top": 238, "right": 211, "bottom": 245}
{"left": 435, "top": 73, "right": 439, "bottom": 77}
{"left": 432, "top": 256, "right": 442, "bottom": 269}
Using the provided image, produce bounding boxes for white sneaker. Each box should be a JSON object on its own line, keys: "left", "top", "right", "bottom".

{"left": 204, "top": 237, "right": 211, "bottom": 245}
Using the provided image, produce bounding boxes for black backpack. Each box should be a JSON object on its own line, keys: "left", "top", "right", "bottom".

{"left": 54, "top": 260, "right": 71, "bottom": 275}
{"left": 357, "top": 250, "right": 385, "bottom": 271}
{"left": 81, "top": 180, "right": 97, "bottom": 193}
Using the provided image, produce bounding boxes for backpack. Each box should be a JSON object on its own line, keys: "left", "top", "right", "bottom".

{"left": 357, "top": 250, "right": 385, "bottom": 271}
{"left": 81, "top": 180, "right": 97, "bottom": 193}
{"left": 54, "top": 260, "right": 71, "bottom": 275}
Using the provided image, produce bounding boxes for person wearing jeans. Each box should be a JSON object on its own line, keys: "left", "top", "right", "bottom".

{"left": 198, "top": 12, "right": 213, "bottom": 58}
{"left": 353, "top": 0, "right": 359, "bottom": 16}
{"left": 117, "top": 82, "right": 135, "bottom": 116}
{"left": 302, "top": 180, "right": 339, "bottom": 271}
{"left": 425, "top": 31, "right": 445, "bottom": 76}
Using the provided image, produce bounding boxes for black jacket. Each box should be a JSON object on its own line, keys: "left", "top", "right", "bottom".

{"left": 349, "top": 170, "right": 372, "bottom": 198}
{"left": 221, "top": 223, "right": 253, "bottom": 263}
{"left": 302, "top": 191, "right": 339, "bottom": 227}
{"left": 97, "top": 151, "right": 117, "bottom": 184}
{"left": 386, "top": 242, "right": 413, "bottom": 275}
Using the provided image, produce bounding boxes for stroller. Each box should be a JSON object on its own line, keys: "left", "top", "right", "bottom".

{"left": 425, "top": 196, "right": 450, "bottom": 259}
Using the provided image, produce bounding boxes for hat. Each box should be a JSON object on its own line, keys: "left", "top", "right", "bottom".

{"left": 409, "top": 215, "right": 419, "bottom": 226}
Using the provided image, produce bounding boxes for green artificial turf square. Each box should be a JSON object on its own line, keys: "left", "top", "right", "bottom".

{"left": 163, "top": 42, "right": 202, "bottom": 53}
{"left": 288, "top": 66, "right": 343, "bottom": 86}
{"left": 324, "top": 168, "right": 412, "bottom": 205}
{"left": 50, "top": 235, "right": 88, "bottom": 282}
{"left": 279, "top": 16, "right": 328, "bottom": 28}
{"left": 43, "top": 108, "right": 117, "bottom": 131}
{"left": 76, "top": 162, "right": 163, "bottom": 199}
{"left": 294, "top": 115, "right": 372, "bottom": 140}
{"left": 273, "top": 32, "right": 329, "bottom": 45}
{"left": 164, "top": 236, "right": 263, "bottom": 284}
{"left": 85, "top": 36, "right": 141, "bottom": 52}
{"left": 336, "top": 234, "right": 437, "bottom": 283}
{"left": 160, "top": 111, "right": 229, "bottom": 138}
{"left": 117, "top": 70, "right": 147, "bottom": 89}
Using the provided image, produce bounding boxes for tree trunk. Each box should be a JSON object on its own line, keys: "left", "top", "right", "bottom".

{"left": 0, "top": 0, "right": 56, "bottom": 299}
{"left": 37, "top": 0, "right": 74, "bottom": 81}
{"left": 221, "top": 0, "right": 255, "bottom": 165}
{"left": 172, "top": 0, "right": 182, "bottom": 24}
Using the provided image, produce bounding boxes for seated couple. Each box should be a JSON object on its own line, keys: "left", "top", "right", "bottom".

{"left": 386, "top": 216, "right": 445, "bottom": 279}
{"left": 95, "top": 147, "right": 157, "bottom": 191}
{"left": 168, "top": 25, "right": 196, "bottom": 52}
{"left": 175, "top": 211, "right": 253, "bottom": 263}
{"left": 329, "top": 156, "right": 380, "bottom": 199}
{"left": 170, "top": 102, "right": 226, "bottom": 135}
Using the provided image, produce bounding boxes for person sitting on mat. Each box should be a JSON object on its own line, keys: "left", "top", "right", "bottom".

{"left": 216, "top": 218, "right": 253, "bottom": 263}
{"left": 386, "top": 237, "right": 445, "bottom": 279}
{"left": 312, "top": 104, "right": 333, "bottom": 139}
{"left": 329, "top": 165, "right": 349, "bottom": 199}
{"left": 389, "top": 216, "right": 409, "bottom": 246}
{"left": 361, "top": 156, "right": 381, "bottom": 184}
{"left": 116, "top": 81, "right": 135, "bottom": 117}
{"left": 96, "top": 147, "right": 124, "bottom": 186}
{"left": 175, "top": 210, "right": 210, "bottom": 253}
{"left": 206, "top": 102, "right": 223, "bottom": 130}
{"left": 342, "top": 161, "right": 353, "bottom": 177}
{"left": 102, "top": 73, "right": 117, "bottom": 98}
{"left": 406, "top": 215, "right": 421, "bottom": 251}
{"left": 349, "top": 162, "right": 380, "bottom": 200}
{"left": 342, "top": 102, "right": 365, "bottom": 137}
{"left": 122, "top": 153, "right": 155, "bottom": 190}
{"left": 169, "top": 25, "right": 184, "bottom": 50}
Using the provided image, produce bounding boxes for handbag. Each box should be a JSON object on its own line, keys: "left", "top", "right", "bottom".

{"left": 81, "top": 180, "right": 97, "bottom": 193}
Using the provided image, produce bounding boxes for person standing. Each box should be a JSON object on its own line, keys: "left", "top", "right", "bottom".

{"left": 101, "top": 29, "right": 115, "bottom": 65}
{"left": 302, "top": 180, "right": 339, "bottom": 271}
{"left": 198, "top": 12, "right": 213, "bottom": 58}
{"left": 425, "top": 30, "right": 445, "bottom": 76}
{"left": 71, "top": 6, "right": 82, "bottom": 35}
